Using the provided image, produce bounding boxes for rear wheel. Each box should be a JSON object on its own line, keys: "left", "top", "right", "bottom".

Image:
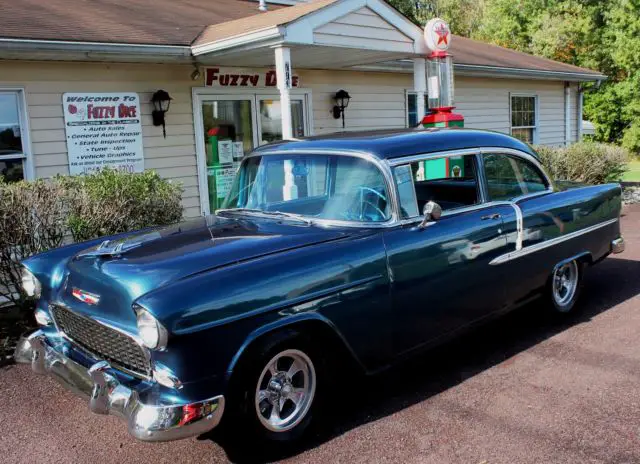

{"left": 548, "top": 259, "right": 582, "bottom": 313}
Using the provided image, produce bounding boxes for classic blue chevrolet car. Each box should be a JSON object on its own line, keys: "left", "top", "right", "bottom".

{"left": 15, "top": 128, "right": 624, "bottom": 444}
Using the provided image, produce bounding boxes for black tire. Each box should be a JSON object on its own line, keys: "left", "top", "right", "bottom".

{"left": 225, "top": 334, "right": 326, "bottom": 445}
{"left": 546, "top": 259, "right": 583, "bottom": 314}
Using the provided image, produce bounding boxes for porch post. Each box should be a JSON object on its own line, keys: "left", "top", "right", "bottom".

{"left": 275, "top": 46, "right": 293, "bottom": 140}
{"left": 275, "top": 46, "right": 298, "bottom": 200}
{"left": 413, "top": 58, "right": 427, "bottom": 126}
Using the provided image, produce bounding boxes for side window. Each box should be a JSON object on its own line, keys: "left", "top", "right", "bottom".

{"left": 484, "top": 154, "right": 548, "bottom": 201}
{"left": 394, "top": 154, "right": 480, "bottom": 218}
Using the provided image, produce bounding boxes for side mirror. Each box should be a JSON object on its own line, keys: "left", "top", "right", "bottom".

{"left": 419, "top": 201, "right": 442, "bottom": 228}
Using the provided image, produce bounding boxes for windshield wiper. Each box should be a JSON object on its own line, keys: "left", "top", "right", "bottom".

{"left": 216, "top": 208, "right": 312, "bottom": 225}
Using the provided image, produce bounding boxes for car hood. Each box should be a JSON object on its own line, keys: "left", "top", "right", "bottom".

{"left": 58, "top": 215, "right": 351, "bottom": 328}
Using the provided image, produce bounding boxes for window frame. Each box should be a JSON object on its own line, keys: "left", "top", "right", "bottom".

{"left": 0, "top": 87, "right": 34, "bottom": 181}
{"left": 390, "top": 150, "right": 486, "bottom": 220}
{"left": 481, "top": 152, "right": 550, "bottom": 202}
{"left": 231, "top": 149, "right": 399, "bottom": 227}
{"left": 405, "top": 90, "right": 428, "bottom": 128}
{"left": 388, "top": 147, "right": 554, "bottom": 224}
{"left": 509, "top": 93, "right": 539, "bottom": 145}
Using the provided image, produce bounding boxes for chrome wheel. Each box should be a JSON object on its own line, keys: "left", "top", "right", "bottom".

{"left": 255, "top": 349, "right": 316, "bottom": 433}
{"left": 552, "top": 260, "right": 579, "bottom": 308}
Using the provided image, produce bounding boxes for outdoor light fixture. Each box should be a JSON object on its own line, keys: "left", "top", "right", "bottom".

{"left": 151, "top": 89, "right": 172, "bottom": 138}
{"left": 332, "top": 89, "right": 351, "bottom": 128}
{"left": 190, "top": 66, "right": 201, "bottom": 81}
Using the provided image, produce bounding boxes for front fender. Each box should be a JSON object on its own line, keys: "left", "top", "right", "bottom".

{"left": 225, "top": 311, "right": 366, "bottom": 379}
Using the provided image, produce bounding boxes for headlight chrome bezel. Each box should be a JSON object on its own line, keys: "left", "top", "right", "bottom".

{"left": 134, "top": 304, "right": 168, "bottom": 351}
{"left": 21, "top": 267, "right": 42, "bottom": 299}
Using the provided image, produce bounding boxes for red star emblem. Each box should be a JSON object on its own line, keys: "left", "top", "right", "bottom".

{"left": 435, "top": 23, "right": 449, "bottom": 46}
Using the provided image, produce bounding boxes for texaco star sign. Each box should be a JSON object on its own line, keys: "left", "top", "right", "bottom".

{"left": 424, "top": 18, "right": 451, "bottom": 52}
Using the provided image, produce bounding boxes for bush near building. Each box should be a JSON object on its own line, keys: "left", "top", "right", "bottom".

{"left": 0, "top": 170, "right": 183, "bottom": 363}
{"left": 535, "top": 142, "right": 629, "bottom": 185}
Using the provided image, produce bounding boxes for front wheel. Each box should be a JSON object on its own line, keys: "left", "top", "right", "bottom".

{"left": 254, "top": 349, "right": 316, "bottom": 435}
{"left": 547, "top": 259, "right": 582, "bottom": 313}
{"left": 226, "top": 339, "right": 324, "bottom": 444}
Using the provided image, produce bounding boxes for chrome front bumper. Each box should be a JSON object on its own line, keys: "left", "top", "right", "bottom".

{"left": 612, "top": 237, "right": 625, "bottom": 254}
{"left": 14, "top": 330, "right": 224, "bottom": 442}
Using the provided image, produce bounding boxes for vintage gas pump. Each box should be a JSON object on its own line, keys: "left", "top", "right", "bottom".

{"left": 421, "top": 18, "right": 465, "bottom": 179}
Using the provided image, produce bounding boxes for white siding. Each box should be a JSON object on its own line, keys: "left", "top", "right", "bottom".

{"left": 456, "top": 77, "right": 571, "bottom": 146}
{"left": 0, "top": 61, "right": 201, "bottom": 218}
{"left": 2, "top": 60, "right": 585, "bottom": 222}
{"left": 300, "top": 69, "right": 409, "bottom": 134}
{"left": 313, "top": 7, "right": 414, "bottom": 53}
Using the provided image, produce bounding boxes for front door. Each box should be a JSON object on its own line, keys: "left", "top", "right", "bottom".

{"left": 195, "top": 91, "right": 310, "bottom": 215}
{"left": 383, "top": 153, "right": 512, "bottom": 356}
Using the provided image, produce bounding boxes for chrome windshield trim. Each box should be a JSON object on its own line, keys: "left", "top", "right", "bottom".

{"left": 490, "top": 218, "right": 619, "bottom": 265}
{"left": 229, "top": 148, "right": 401, "bottom": 225}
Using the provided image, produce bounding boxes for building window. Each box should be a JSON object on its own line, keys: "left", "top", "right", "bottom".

{"left": 0, "top": 91, "right": 29, "bottom": 182}
{"left": 407, "top": 92, "right": 428, "bottom": 127}
{"left": 510, "top": 95, "right": 537, "bottom": 143}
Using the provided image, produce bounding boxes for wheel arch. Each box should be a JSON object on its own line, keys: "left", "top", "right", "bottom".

{"left": 553, "top": 251, "right": 593, "bottom": 272}
{"left": 225, "top": 313, "right": 366, "bottom": 382}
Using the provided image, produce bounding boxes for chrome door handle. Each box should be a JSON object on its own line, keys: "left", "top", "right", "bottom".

{"left": 481, "top": 213, "right": 501, "bottom": 220}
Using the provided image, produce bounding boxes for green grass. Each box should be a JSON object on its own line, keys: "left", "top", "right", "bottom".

{"left": 623, "top": 158, "right": 640, "bottom": 182}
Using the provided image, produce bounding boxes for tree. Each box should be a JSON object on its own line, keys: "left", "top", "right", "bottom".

{"left": 386, "top": 0, "right": 640, "bottom": 153}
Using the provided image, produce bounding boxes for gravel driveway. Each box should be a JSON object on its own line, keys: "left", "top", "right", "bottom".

{"left": 2, "top": 205, "right": 639, "bottom": 464}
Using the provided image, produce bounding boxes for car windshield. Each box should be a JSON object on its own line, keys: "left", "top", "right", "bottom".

{"left": 220, "top": 154, "right": 391, "bottom": 223}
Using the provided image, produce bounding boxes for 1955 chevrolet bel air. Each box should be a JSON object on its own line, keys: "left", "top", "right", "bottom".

{"left": 15, "top": 128, "right": 625, "bottom": 443}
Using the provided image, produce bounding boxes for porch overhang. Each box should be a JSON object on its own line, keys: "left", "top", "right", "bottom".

{"left": 191, "top": 0, "right": 427, "bottom": 69}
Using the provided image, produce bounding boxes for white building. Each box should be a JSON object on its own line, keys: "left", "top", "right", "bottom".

{"left": 0, "top": 0, "right": 605, "bottom": 217}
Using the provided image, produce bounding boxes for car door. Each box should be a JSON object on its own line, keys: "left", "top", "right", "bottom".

{"left": 481, "top": 151, "right": 555, "bottom": 306}
{"left": 383, "top": 153, "right": 513, "bottom": 356}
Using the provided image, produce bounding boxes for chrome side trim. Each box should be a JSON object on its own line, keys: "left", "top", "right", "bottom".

{"left": 490, "top": 218, "right": 619, "bottom": 265}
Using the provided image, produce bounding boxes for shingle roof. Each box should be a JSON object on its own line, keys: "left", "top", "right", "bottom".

{"left": 193, "top": 0, "right": 338, "bottom": 47}
{"left": 0, "top": 0, "right": 604, "bottom": 78}
{"left": 450, "top": 35, "right": 602, "bottom": 76}
{"left": 0, "top": 0, "right": 286, "bottom": 46}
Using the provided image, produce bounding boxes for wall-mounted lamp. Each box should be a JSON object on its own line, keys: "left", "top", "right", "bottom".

{"left": 151, "top": 90, "right": 172, "bottom": 138}
{"left": 190, "top": 66, "right": 201, "bottom": 81}
{"left": 332, "top": 89, "right": 351, "bottom": 128}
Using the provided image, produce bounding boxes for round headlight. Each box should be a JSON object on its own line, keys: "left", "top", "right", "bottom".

{"left": 134, "top": 305, "right": 168, "bottom": 350}
{"left": 21, "top": 267, "right": 41, "bottom": 299}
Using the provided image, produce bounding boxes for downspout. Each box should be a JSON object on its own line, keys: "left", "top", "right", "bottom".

{"left": 564, "top": 82, "right": 571, "bottom": 146}
{"left": 578, "top": 85, "right": 584, "bottom": 141}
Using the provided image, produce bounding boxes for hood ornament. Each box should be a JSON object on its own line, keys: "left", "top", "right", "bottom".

{"left": 76, "top": 231, "right": 162, "bottom": 258}
{"left": 72, "top": 288, "right": 101, "bottom": 305}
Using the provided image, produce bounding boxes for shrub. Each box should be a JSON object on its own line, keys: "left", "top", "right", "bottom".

{"left": 535, "top": 142, "right": 629, "bottom": 184}
{"left": 0, "top": 179, "right": 67, "bottom": 310}
{"left": 0, "top": 170, "right": 183, "bottom": 313}
{"left": 60, "top": 169, "right": 183, "bottom": 242}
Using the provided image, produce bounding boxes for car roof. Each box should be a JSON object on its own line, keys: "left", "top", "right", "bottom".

{"left": 252, "top": 127, "right": 538, "bottom": 160}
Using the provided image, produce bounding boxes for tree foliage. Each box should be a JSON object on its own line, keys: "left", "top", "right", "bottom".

{"left": 387, "top": 0, "right": 640, "bottom": 153}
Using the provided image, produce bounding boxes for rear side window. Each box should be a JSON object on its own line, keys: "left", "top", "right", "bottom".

{"left": 484, "top": 154, "right": 548, "bottom": 201}
{"left": 394, "top": 154, "right": 480, "bottom": 218}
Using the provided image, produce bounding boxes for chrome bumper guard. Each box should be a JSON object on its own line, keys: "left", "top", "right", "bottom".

{"left": 612, "top": 237, "right": 625, "bottom": 254}
{"left": 14, "top": 330, "right": 224, "bottom": 442}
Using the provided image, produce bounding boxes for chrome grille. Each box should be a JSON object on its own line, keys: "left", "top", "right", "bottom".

{"left": 50, "top": 304, "right": 151, "bottom": 378}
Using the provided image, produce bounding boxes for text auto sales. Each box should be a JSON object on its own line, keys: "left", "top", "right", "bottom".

{"left": 205, "top": 67, "right": 300, "bottom": 88}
